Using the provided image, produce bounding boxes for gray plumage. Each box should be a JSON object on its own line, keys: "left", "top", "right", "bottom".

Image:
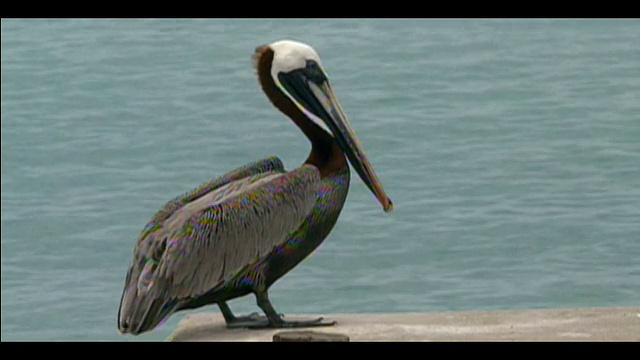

{"left": 118, "top": 157, "right": 321, "bottom": 333}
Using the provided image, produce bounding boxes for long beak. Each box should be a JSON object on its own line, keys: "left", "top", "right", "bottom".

{"left": 279, "top": 73, "right": 393, "bottom": 212}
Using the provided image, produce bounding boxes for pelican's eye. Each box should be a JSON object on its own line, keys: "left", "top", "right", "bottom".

{"left": 303, "top": 60, "right": 327, "bottom": 84}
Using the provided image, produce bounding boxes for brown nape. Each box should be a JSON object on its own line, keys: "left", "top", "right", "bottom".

{"left": 253, "top": 45, "right": 347, "bottom": 177}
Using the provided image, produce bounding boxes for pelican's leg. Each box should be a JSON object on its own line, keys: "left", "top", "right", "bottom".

{"left": 218, "top": 302, "right": 267, "bottom": 329}
{"left": 250, "top": 290, "right": 337, "bottom": 329}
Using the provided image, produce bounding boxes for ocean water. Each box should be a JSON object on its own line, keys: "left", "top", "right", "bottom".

{"left": 1, "top": 19, "right": 639, "bottom": 341}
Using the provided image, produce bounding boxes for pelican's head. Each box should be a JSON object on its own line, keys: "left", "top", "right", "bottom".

{"left": 269, "top": 40, "right": 324, "bottom": 82}
{"left": 253, "top": 40, "right": 393, "bottom": 213}
{"left": 253, "top": 40, "right": 332, "bottom": 135}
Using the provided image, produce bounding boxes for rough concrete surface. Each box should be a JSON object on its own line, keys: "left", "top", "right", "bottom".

{"left": 168, "top": 306, "right": 639, "bottom": 341}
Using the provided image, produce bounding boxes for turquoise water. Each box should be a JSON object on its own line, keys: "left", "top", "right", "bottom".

{"left": 1, "top": 19, "right": 639, "bottom": 341}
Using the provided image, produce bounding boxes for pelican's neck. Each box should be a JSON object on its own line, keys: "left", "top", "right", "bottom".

{"left": 254, "top": 45, "right": 346, "bottom": 176}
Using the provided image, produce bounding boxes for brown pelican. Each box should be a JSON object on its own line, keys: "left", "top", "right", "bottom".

{"left": 118, "top": 40, "right": 393, "bottom": 335}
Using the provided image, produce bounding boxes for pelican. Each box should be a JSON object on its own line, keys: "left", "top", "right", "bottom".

{"left": 118, "top": 40, "right": 393, "bottom": 335}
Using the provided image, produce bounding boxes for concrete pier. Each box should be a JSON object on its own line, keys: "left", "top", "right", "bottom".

{"left": 168, "top": 306, "right": 639, "bottom": 341}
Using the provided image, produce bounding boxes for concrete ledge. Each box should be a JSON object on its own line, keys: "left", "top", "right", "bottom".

{"left": 168, "top": 307, "right": 640, "bottom": 341}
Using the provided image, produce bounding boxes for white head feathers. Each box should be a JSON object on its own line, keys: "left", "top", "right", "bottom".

{"left": 269, "top": 40, "right": 324, "bottom": 80}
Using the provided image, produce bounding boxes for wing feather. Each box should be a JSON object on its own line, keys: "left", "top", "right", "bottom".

{"left": 119, "top": 156, "right": 286, "bottom": 333}
{"left": 155, "top": 164, "right": 320, "bottom": 298}
{"left": 118, "top": 160, "right": 320, "bottom": 334}
{"left": 142, "top": 156, "right": 284, "bottom": 235}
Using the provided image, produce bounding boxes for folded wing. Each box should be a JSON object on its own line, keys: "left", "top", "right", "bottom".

{"left": 118, "top": 159, "right": 320, "bottom": 334}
